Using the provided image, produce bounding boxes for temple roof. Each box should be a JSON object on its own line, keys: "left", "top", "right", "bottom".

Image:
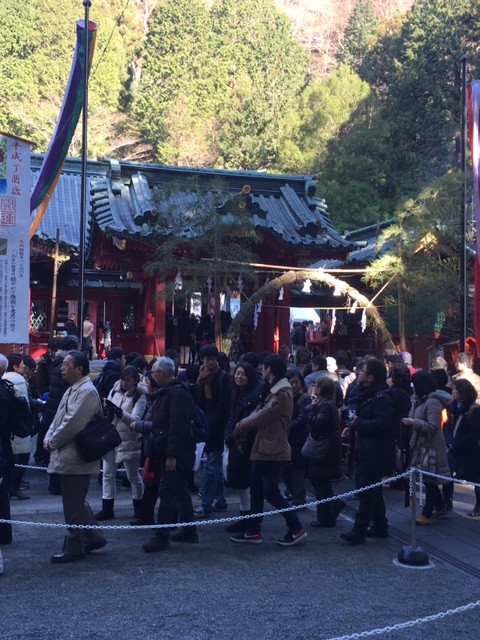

{"left": 31, "top": 154, "right": 352, "bottom": 253}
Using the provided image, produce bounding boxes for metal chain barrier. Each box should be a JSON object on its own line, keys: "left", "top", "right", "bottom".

{"left": 326, "top": 599, "right": 480, "bottom": 640}
{"left": 1, "top": 472, "right": 411, "bottom": 530}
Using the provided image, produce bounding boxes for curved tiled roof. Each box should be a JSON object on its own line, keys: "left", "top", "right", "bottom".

{"left": 90, "top": 162, "right": 350, "bottom": 250}
{"left": 29, "top": 154, "right": 351, "bottom": 253}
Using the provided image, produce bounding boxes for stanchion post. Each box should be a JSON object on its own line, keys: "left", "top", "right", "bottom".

{"left": 397, "top": 468, "right": 430, "bottom": 566}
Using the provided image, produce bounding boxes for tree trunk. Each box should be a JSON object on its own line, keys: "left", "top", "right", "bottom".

{"left": 397, "top": 282, "right": 406, "bottom": 352}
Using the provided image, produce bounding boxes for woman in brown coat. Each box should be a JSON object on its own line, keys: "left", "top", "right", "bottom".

{"left": 231, "top": 355, "right": 307, "bottom": 547}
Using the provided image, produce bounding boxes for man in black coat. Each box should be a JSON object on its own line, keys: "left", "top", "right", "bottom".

{"left": 339, "top": 358, "right": 394, "bottom": 545}
{"left": 34, "top": 336, "right": 80, "bottom": 493}
{"left": 142, "top": 357, "right": 197, "bottom": 552}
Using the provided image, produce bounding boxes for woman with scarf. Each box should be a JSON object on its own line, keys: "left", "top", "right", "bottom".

{"left": 443, "top": 379, "right": 480, "bottom": 517}
{"left": 224, "top": 362, "right": 261, "bottom": 532}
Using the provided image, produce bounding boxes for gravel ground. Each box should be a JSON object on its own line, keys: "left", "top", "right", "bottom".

{"left": 1, "top": 474, "right": 480, "bottom": 640}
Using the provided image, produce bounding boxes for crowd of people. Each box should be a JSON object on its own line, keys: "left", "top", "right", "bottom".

{"left": 1, "top": 339, "right": 480, "bottom": 563}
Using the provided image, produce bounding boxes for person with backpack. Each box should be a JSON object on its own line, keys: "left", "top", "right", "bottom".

{"left": 93, "top": 347, "right": 126, "bottom": 401}
{"left": 142, "top": 357, "right": 198, "bottom": 551}
{"left": 95, "top": 365, "right": 147, "bottom": 521}
{"left": 193, "top": 345, "right": 232, "bottom": 517}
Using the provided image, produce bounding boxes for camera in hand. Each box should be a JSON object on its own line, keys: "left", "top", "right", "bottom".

{"left": 341, "top": 408, "right": 356, "bottom": 423}
{"left": 105, "top": 399, "right": 123, "bottom": 418}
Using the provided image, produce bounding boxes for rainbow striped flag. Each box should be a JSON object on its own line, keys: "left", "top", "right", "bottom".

{"left": 30, "top": 20, "right": 97, "bottom": 238}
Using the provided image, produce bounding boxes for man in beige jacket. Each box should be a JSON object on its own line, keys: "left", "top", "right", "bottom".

{"left": 44, "top": 350, "right": 107, "bottom": 564}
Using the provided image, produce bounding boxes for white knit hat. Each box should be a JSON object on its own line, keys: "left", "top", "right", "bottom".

{"left": 326, "top": 356, "right": 337, "bottom": 373}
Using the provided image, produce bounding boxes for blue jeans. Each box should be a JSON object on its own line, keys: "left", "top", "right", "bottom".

{"left": 200, "top": 451, "right": 225, "bottom": 511}
{"left": 248, "top": 460, "right": 302, "bottom": 534}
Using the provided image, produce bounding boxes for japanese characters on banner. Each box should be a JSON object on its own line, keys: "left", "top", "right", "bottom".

{"left": 0, "top": 132, "right": 31, "bottom": 344}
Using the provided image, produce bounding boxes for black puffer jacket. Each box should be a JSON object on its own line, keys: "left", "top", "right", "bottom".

{"left": 94, "top": 360, "right": 122, "bottom": 400}
{"left": 198, "top": 369, "right": 232, "bottom": 453}
{"left": 150, "top": 380, "right": 196, "bottom": 472}
{"left": 305, "top": 398, "right": 342, "bottom": 480}
{"left": 444, "top": 402, "right": 480, "bottom": 483}
{"left": 351, "top": 382, "right": 395, "bottom": 478}
{"left": 42, "top": 352, "right": 69, "bottom": 428}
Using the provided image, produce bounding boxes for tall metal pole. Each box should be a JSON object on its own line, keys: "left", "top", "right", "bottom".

{"left": 78, "top": 0, "right": 91, "bottom": 348}
{"left": 460, "top": 54, "right": 468, "bottom": 352}
{"left": 49, "top": 228, "right": 60, "bottom": 339}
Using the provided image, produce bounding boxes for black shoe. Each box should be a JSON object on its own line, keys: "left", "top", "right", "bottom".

{"left": 212, "top": 501, "right": 228, "bottom": 512}
{"left": 311, "top": 520, "right": 336, "bottom": 528}
{"left": 339, "top": 531, "right": 365, "bottom": 545}
{"left": 468, "top": 505, "right": 480, "bottom": 517}
{"left": 10, "top": 490, "right": 30, "bottom": 501}
{"left": 365, "top": 526, "right": 389, "bottom": 538}
{"left": 51, "top": 552, "right": 85, "bottom": 564}
{"left": 277, "top": 528, "right": 307, "bottom": 546}
{"left": 85, "top": 539, "right": 107, "bottom": 554}
{"left": 95, "top": 510, "right": 115, "bottom": 521}
{"left": 129, "top": 517, "right": 154, "bottom": 526}
{"left": 170, "top": 530, "right": 199, "bottom": 543}
{"left": 143, "top": 537, "right": 171, "bottom": 553}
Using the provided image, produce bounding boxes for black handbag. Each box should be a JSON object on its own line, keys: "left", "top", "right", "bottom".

{"left": 74, "top": 416, "right": 122, "bottom": 463}
{"left": 301, "top": 435, "right": 330, "bottom": 462}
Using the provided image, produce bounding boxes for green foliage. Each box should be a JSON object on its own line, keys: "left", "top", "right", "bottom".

{"left": 211, "top": 0, "right": 308, "bottom": 169}
{"left": 384, "top": 0, "right": 480, "bottom": 184}
{"left": 276, "top": 64, "right": 371, "bottom": 174}
{"left": 132, "top": 0, "right": 308, "bottom": 168}
{"left": 0, "top": 0, "right": 140, "bottom": 155}
{"left": 364, "top": 171, "right": 471, "bottom": 340}
{"left": 338, "top": 0, "right": 378, "bottom": 70}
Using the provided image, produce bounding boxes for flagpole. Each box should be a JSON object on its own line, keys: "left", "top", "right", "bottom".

{"left": 78, "top": 0, "right": 91, "bottom": 349}
{"left": 460, "top": 54, "right": 467, "bottom": 351}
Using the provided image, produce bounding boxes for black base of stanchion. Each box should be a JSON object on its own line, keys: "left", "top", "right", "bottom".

{"left": 397, "top": 544, "right": 430, "bottom": 566}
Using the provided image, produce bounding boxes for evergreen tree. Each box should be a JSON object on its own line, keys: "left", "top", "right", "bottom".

{"left": 337, "top": 0, "right": 378, "bottom": 71}
{"left": 144, "top": 177, "right": 260, "bottom": 347}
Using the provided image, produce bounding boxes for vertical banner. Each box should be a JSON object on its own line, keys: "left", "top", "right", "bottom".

{"left": 0, "top": 132, "right": 32, "bottom": 344}
{"left": 467, "top": 81, "right": 480, "bottom": 351}
{"left": 29, "top": 20, "right": 97, "bottom": 238}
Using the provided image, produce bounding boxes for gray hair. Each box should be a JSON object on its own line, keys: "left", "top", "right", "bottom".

{"left": 152, "top": 356, "right": 175, "bottom": 378}
{"left": 0, "top": 353, "right": 7, "bottom": 377}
